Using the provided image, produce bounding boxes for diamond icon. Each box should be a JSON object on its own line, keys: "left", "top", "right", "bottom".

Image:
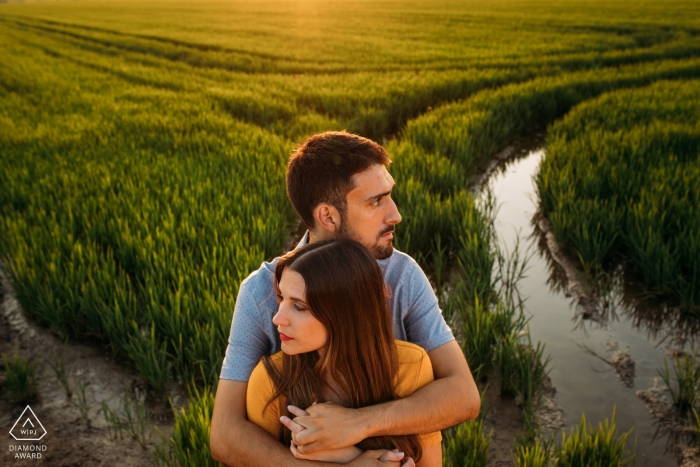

{"left": 9, "top": 406, "right": 47, "bottom": 441}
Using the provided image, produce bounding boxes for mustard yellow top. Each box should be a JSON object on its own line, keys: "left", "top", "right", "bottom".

{"left": 246, "top": 340, "right": 442, "bottom": 447}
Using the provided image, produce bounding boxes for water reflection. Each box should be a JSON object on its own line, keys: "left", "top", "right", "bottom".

{"left": 529, "top": 210, "right": 700, "bottom": 348}
{"left": 485, "top": 142, "right": 694, "bottom": 467}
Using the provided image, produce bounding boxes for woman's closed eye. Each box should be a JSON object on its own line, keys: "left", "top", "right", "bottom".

{"left": 277, "top": 294, "right": 307, "bottom": 311}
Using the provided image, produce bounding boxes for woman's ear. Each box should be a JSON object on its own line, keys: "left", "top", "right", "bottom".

{"left": 313, "top": 203, "right": 341, "bottom": 235}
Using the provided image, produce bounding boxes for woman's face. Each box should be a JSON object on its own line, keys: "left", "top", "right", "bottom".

{"left": 273, "top": 268, "right": 328, "bottom": 355}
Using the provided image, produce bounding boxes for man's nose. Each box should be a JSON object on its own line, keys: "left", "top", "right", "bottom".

{"left": 386, "top": 197, "right": 402, "bottom": 225}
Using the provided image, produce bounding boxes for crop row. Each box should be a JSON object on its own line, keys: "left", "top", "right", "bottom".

{"left": 537, "top": 80, "right": 700, "bottom": 310}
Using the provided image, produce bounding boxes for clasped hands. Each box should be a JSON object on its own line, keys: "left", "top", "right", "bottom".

{"left": 280, "top": 402, "right": 415, "bottom": 467}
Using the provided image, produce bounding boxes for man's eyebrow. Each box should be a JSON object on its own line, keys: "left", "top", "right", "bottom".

{"left": 365, "top": 190, "right": 392, "bottom": 202}
{"left": 365, "top": 182, "right": 395, "bottom": 202}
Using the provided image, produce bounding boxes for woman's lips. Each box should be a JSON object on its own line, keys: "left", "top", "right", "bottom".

{"left": 279, "top": 332, "right": 293, "bottom": 342}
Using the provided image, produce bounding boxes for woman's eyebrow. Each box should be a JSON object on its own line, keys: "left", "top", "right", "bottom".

{"left": 280, "top": 291, "right": 306, "bottom": 303}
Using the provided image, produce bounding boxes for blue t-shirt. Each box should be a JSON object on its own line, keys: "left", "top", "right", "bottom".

{"left": 220, "top": 234, "right": 454, "bottom": 381}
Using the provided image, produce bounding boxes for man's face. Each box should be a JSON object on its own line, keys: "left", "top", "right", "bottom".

{"left": 338, "top": 164, "right": 402, "bottom": 259}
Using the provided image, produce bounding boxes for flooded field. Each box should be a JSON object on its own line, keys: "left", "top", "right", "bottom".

{"left": 487, "top": 146, "right": 690, "bottom": 466}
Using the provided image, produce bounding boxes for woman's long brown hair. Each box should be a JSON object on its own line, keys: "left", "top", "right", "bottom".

{"left": 262, "top": 239, "right": 422, "bottom": 461}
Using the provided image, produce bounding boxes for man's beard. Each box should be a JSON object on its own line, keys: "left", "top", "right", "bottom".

{"left": 338, "top": 218, "right": 395, "bottom": 260}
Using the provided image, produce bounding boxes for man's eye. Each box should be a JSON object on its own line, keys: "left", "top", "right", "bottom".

{"left": 372, "top": 198, "right": 381, "bottom": 206}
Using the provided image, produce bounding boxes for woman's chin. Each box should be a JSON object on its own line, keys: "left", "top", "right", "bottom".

{"left": 281, "top": 342, "right": 299, "bottom": 355}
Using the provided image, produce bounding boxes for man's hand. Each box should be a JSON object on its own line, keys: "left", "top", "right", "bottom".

{"left": 284, "top": 402, "right": 368, "bottom": 453}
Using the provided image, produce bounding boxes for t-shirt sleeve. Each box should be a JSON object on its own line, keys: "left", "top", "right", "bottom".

{"left": 246, "top": 361, "right": 282, "bottom": 439}
{"left": 403, "top": 259, "right": 454, "bottom": 352}
{"left": 414, "top": 351, "right": 442, "bottom": 447}
{"left": 220, "top": 277, "right": 272, "bottom": 381}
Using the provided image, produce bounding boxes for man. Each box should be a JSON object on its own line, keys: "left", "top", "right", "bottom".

{"left": 211, "top": 131, "right": 480, "bottom": 466}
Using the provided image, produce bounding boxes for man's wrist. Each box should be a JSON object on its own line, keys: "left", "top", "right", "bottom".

{"left": 354, "top": 402, "right": 387, "bottom": 439}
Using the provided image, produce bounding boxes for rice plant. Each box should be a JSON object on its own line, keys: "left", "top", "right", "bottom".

{"left": 442, "top": 418, "right": 492, "bottom": 467}
{"left": 102, "top": 391, "right": 151, "bottom": 450}
{"left": 74, "top": 379, "right": 91, "bottom": 427}
{"left": 45, "top": 341, "right": 72, "bottom": 401}
{"left": 1, "top": 352, "right": 39, "bottom": 407}
{"left": 514, "top": 442, "right": 552, "bottom": 467}
{"left": 659, "top": 350, "right": 700, "bottom": 419}
{"left": 555, "top": 410, "right": 634, "bottom": 467}
{"left": 154, "top": 385, "right": 217, "bottom": 467}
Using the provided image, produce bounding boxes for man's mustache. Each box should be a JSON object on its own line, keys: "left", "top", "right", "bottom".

{"left": 379, "top": 226, "right": 395, "bottom": 238}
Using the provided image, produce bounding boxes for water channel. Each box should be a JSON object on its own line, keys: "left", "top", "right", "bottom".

{"left": 485, "top": 144, "right": 690, "bottom": 466}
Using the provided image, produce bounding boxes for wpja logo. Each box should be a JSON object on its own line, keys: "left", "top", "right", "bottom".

{"left": 8, "top": 406, "right": 48, "bottom": 459}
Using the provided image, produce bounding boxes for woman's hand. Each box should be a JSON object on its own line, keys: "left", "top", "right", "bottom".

{"left": 291, "top": 440, "right": 362, "bottom": 463}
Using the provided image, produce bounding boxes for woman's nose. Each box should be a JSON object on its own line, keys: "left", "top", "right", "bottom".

{"left": 272, "top": 305, "right": 289, "bottom": 326}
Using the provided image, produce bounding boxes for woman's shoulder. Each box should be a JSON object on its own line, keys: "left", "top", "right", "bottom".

{"left": 394, "top": 340, "right": 429, "bottom": 363}
{"left": 250, "top": 351, "right": 284, "bottom": 383}
{"left": 393, "top": 340, "right": 433, "bottom": 398}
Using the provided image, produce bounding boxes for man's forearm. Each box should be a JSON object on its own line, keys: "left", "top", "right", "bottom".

{"left": 360, "top": 341, "right": 479, "bottom": 438}
{"left": 211, "top": 414, "right": 315, "bottom": 467}
{"left": 292, "top": 340, "right": 480, "bottom": 452}
{"left": 357, "top": 367, "right": 477, "bottom": 438}
{"left": 210, "top": 379, "right": 329, "bottom": 467}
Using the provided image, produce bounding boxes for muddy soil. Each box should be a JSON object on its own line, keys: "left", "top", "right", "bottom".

{"left": 0, "top": 271, "right": 176, "bottom": 466}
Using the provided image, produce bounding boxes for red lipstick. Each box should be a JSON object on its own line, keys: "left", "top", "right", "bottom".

{"left": 279, "top": 332, "right": 293, "bottom": 342}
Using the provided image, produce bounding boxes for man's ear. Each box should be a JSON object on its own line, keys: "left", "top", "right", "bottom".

{"left": 313, "top": 203, "right": 341, "bottom": 235}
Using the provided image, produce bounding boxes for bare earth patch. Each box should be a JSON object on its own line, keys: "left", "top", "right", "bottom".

{"left": 0, "top": 272, "right": 176, "bottom": 466}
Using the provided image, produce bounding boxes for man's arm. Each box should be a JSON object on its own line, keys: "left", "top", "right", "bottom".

{"left": 210, "top": 379, "right": 416, "bottom": 467}
{"left": 290, "top": 340, "right": 480, "bottom": 454}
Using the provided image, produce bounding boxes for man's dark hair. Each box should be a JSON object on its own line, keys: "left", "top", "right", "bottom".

{"left": 286, "top": 131, "right": 391, "bottom": 229}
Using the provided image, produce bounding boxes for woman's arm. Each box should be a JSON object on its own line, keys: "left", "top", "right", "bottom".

{"left": 291, "top": 440, "right": 363, "bottom": 464}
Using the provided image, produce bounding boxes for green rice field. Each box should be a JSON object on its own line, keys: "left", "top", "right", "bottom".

{"left": 1, "top": 0, "right": 699, "bottom": 465}
{"left": 537, "top": 80, "right": 700, "bottom": 309}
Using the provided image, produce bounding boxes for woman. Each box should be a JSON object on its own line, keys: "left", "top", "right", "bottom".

{"left": 246, "top": 239, "right": 442, "bottom": 466}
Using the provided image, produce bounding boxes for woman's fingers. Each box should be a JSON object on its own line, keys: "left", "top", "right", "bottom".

{"left": 280, "top": 415, "right": 305, "bottom": 434}
{"left": 282, "top": 405, "right": 309, "bottom": 444}
{"left": 290, "top": 440, "right": 306, "bottom": 459}
{"left": 378, "top": 449, "right": 405, "bottom": 462}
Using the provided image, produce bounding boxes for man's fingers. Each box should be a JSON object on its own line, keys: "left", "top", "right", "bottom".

{"left": 293, "top": 440, "right": 318, "bottom": 455}
{"left": 287, "top": 405, "right": 310, "bottom": 417}
{"left": 280, "top": 415, "right": 305, "bottom": 434}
